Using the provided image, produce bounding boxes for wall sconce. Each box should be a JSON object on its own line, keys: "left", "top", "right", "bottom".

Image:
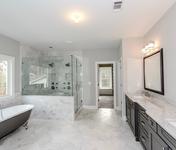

{"left": 142, "top": 41, "right": 155, "bottom": 54}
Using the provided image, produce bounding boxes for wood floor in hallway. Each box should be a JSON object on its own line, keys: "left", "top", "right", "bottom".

{"left": 98, "top": 96, "right": 114, "bottom": 109}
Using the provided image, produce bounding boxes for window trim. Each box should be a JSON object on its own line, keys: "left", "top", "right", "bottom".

{"left": 0, "top": 54, "right": 15, "bottom": 98}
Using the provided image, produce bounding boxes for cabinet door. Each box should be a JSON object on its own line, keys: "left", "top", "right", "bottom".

{"left": 126, "top": 96, "right": 131, "bottom": 124}
{"left": 139, "top": 127, "right": 149, "bottom": 150}
{"left": 149, "top": 128, "right": 169, "bottom": 150}
{"left": 130, "top": 103, "right": 135, "bottom": 131}
{"left": 127, "top": 107, "right": 130, "bottom": 124}
{"left": 158, "top": 126, "right": 176, "bottom": 150}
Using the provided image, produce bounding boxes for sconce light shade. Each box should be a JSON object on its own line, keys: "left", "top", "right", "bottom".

{"left": 142, "top": 41, "right": 155, "bottom": 53}
{"left": 148, "top": 42, "right": 155, "bottom": 49}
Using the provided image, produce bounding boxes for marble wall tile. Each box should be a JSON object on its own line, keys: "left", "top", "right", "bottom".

{"left": 22, "top": 96, "right": 75, "bottom": 121}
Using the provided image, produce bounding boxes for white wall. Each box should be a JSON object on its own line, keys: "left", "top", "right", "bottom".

{"left": 82, "top": 48, "right": 120, "bottom": 106}
{"left": 20, "top": 44, "right": 42, "bottom": 57}
{"left": 144, "top": 3, "right": 176, "bottom": 104}
{"left": 41, "top": 49, "right": 82, "bottom": 58}
{"left": 0, "top": 34, "right": 21, "bottom": 107}
{"left": 121, "top": 38, "right": 143, "bottom": 118}
{"left": 122, "top": 38, "right": 143, "bottom": 93}
{"left": 117, "top": 41, "right": 122, "bottom": 60}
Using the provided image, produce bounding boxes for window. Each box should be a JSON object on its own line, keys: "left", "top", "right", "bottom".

{"left": 99, "top": 67, "right": 112, "bottom": 89}
{"left": 0, "top": 54, "right": 14, "bottom": 97}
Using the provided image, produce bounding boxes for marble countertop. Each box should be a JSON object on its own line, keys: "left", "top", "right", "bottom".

{"left": 126, "top": 93, "right": 176, "bottom": 140}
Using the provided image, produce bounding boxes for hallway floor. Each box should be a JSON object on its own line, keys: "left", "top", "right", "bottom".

{"left": 0, "top": 109, "right": 142, "bottom": 150}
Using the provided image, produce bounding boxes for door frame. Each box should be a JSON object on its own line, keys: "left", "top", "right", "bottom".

{"left": 95, "top": 61, "right": 117, "bottom": 109}
{"left": 117, "top": 57, "right": 123, "bottom": 111}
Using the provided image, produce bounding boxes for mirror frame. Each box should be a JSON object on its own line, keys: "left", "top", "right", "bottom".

{"left": 143, "top": 48, "right": 165, "bottom": 95}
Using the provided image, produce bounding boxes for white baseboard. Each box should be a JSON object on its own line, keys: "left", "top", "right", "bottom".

{"left": 114, "top": 106, "right": 117, "bottom": 110}
{"left": 122, "top": 116, "right": 127, "bottom": 121}
{"left": 116, "top": 106, "right": 122, "bottom": 111}
{"left": 83, "top": 105, "right": 97, "bottom": 109}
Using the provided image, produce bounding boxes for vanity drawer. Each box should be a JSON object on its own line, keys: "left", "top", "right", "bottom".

{"left": 138, "top": 106, "right": 148, "bottom": 119}
{"left": 158, "top": 126, "right": 176, "bottom": 150}
{"left": 139, "top": 127, "right": 149, "bottom": 150}
{"left": 148, "top": 116, "right": 157, "bottom": 132}
{"left": 139, "top": 113, "right": 149, "bottom": 136}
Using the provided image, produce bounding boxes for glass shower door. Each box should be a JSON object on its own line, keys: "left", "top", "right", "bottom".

{"left": 76, "top": 59, "right": 82, "bottom": 111}
{"left": 22, "top": 56, "right": 73, "bottom": 96}
{"left": 72, "top": 56, "right": 82, "bottom": 113}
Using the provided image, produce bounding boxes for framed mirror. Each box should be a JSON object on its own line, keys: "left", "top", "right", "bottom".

{"left": 143, "top": 48, "right": 164, "bottom": 95}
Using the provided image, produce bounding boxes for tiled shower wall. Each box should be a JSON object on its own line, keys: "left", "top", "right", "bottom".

{"left": 22, "top": 96, "right": 75, "bottom": 121}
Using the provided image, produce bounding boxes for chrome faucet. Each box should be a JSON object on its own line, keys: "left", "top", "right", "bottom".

{"left": 144, "top": 91, "right": 151, "bottom": 98}
{"left": 0, "top": 104, "right": 3, "bottom": 120}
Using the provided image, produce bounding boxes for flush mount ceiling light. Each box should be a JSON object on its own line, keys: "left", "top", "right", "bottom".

{"left": 70, "top": 12, "right": 84, "bottom": 23}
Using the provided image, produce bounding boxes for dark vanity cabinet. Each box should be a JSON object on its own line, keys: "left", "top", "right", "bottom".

{"left": 125, "top": 95, "right": 139, "bottom": 140}
{"left": 148, "top": 127, "right": 169, "bottom": 150}
{"left": 147, "top": 116, "right": 169, "bottom": 150}
{"left": 138, "top": 105, "right": 149, "bottom": 150}
{"left": 126, "top": 95, "right": 131, "bottom": 124}
{"left": 138, "top": 107, "right": 168, "bottom": 150}
{"left": 125, "top": 95, "right": 176, "bottom": 150}
{"left": 157, "top": 126, "right": 176, "bottom": 150}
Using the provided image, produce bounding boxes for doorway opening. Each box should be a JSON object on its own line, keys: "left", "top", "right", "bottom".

{"left": 96, "top": 62, "right": 116, "bottom": 109}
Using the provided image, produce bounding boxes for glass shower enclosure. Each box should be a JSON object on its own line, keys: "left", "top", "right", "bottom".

{"left": 22, "top": 55, "right": 82, "bottom": 113}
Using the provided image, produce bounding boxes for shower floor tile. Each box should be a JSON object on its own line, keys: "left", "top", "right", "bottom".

{"left": 0, "top": 109, "right": 142, "bottom": 150}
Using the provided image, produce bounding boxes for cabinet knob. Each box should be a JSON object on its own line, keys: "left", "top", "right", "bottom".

{"left": 141, "top": 136, "right": 146, "bottom": 143}
{"left": 141, "top": 121, "right": 145, "bottom": 127}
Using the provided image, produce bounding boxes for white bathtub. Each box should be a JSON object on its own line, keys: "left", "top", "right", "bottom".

{"left": 0, "top": 104, "right": 34, "bottom": 139}
{"left": 0, "top": 105, "right": 34, "bottom": 122}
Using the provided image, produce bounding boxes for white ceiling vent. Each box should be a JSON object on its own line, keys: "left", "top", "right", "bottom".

{"left": 113, "top": 0, "right": 123, "bottom": 11}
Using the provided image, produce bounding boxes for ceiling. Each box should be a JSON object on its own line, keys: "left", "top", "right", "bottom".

{"left": 0, "top": 0, "right": 175, "bottom": 51}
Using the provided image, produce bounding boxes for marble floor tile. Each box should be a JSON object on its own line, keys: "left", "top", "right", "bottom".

{"left": 0, "top": 108, "right": 142, "bottom": 150}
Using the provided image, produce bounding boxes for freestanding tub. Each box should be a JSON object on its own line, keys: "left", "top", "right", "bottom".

{"left": 0, "top": 104, "right": 34, "bottom": 139}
